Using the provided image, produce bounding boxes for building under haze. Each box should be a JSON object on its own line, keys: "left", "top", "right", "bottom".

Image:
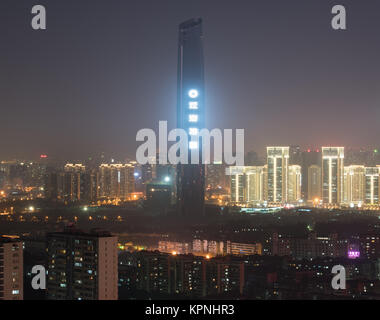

{"left": 99, "top": 163, "right": 134, "bottom": 201}
{"left": 267, "top": 147, "right": 289, "bottom": 204}
{"left": 364, "top": 167, "right": 380, "bottom": 205}
{"left": 322, "top": 147, "right": 344, "bottom": 205}
{"left": 308, "top": 165, "right": 321, "bottom": 202}
{"left": 343, "top": 165, "right": 365, "bottom": 206}
{"left": 227, "top": 166, "right": 265, "bottom": 205}
{"left": 46, "top": 227, "right": 118, "bottom": 300}
{"left": 176, "top": 18, "right": 205, "bottom": 218}
{"left": 0, "top": 236, "right": 23, "bottom": 300}
{"left": 288, "top": 165, "right": 302, "bottom": 203}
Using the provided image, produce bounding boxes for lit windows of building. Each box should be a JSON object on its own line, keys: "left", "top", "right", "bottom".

{"left": 308, "top": 165, "right": 321, "bottom": 202}
{"left": 226, "top": 166, "right": 265, "bottom": 205}
{"left": 288, "top": 165, "right": 302, "bottom": 203}
{"left": 343, "top": 165, "right": 365, "bottom": 206}
{"left": 321, "top": 147, "right": 344, "bottom": 205}
{"left": 47, "top": 227, "right": 118, "bottom": 300}
{"left": 364, "top": 167, "right": 380, "bottom": 205}
{"left": 99, "top": 163, "right": 135, "bottom": 201}
{"left": 0, "top": 236, "right": 23, "bottom": 300}
{"left": 267, "top": 147, "right": 289, "bottom": 204}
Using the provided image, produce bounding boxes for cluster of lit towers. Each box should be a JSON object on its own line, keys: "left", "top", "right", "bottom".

{"left": 228, "top": 146, "right": 380, "bottom": 208}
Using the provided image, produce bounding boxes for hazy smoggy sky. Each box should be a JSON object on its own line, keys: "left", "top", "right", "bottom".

{"left": 1, "top": 0, "right": 380, "bottom": 161}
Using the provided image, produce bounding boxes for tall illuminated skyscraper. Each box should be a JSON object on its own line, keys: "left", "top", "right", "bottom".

{"left": 176, "top": 18, "right": 205, "bottom": 217}
{"left": 288, "top": 165, "right": 301, "bottom": 202}
{"left": 227, "top": 167, "right": 245, "bottom": 203}
{"left": 267, "top": 147, "right": 289, "bottom": 203}
{"left": 99, "top": 163, "right": 134, "bottom": 200}
{"left": 321, "top": 147, "right": 344, "bottom": 205}
{"left": 0, "top": 236, "right": 23, "bottom": 300}
{"left": 308, "top": 165, "right": 321, "bottom": 201}
{"left": 364, "top": 167, "right": 380, "bottom": 205}
{"left": 226, "top": 166, "right": 264, "bottom": 205}
{"left": 47, "top": 227, "right": 118, "bottom": 300}
{"left": 343, "top": 165, "right": 365, "bottom": 205}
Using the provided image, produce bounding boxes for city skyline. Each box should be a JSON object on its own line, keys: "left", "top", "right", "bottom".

{"left": 2, "top": 0, "right": 380, "bottom": 160}
{"left": 2, "top": 1, "right": 380, "bottom": 303}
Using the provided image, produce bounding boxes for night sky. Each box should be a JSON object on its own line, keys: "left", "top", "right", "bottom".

{"left": 1, "top": 0, "right": 380, "bottom": 161}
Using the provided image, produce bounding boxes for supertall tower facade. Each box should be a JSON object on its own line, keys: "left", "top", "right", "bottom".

{"left": 176, "top": 18, "right": 205, "bottom": 217}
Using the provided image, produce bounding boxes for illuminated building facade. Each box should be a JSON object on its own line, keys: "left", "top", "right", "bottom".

{"left": 99, "top": 163, "right": 134, "bottom": 200}
{"left": 288, "top": 165, "right": 302, "bottom": 203}
{"left": 192, "top": 239, "right": 225, "bottom": 256}
{"left": 267, "top": 147, "right": 289, "bottom": 203}
{"left": 176, "top": 18, "right": 206, "bottom": 218}
{"left": 227, "top": 167, "right": 245, "bottom": 203}
{"left": 364, "top": 167, "right": 379, "bottom": 205}
{"left": 206, "top": 162, "right": 227, "bottom": 189}
{"left": 226, "top": 241, "right": 262, "bottom": 256}
{"left": 158, "top": 241, "right": 191, "bottom": 255}
{"left": 343, "top": 165, "right": 365, "bottom": 205}
{"left": 207, "top": 258, "right": 245, "bottom": 295}
{"left": 301, "top": 149, "right": 321, "bottom": 200}
{"left": 47, "top": 227, "right": 118, "bottom": 300}
{"left": 227, "top": 166, "right": 264, "bottom": 205}
{"left": 146, "top": 182, "right": 172, "bottom": 213}
{"left": 57, "top": 171, "right": 81, "bottom": 202}
{"left": 246, "top": 166, "right": 265, "bottom": 204}
{"left": 0, "top": 236, "right": 23, "bottom": 300}
{"left": 64, "top": 163, "right": 86, "bottom": 173}
{"left": 308, "top": 165, "right": 321, "bottom": 202}
{"left": 322, "top": 147, "right": 344, "bottom": 205}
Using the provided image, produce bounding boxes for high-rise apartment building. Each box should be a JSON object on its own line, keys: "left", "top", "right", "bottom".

{"left": 47, "top": 227, "right": 118, "bottom": 300}
{"left": 308, "top": 165, "right": 321, "bottom": 202}
{"left": 267, "top": 147, "right": 289, "bottom": 203}
{"left": 206, "top": 162, "right": 227, "bottom": 190}
{"left": 343, "top": 165, "right": 365, "bottom": 205}
{"left": 64, "top": 163, "right": 86, "bottom": 173}
{"left": 0, "top": 236, "right": 23, "bottom": 300}
{"left": 364, "top": 167, "right": 379, "bottom": 205}
{"left": 227, "top": 166, "right": 265, "bottom": 205}
{"left": 321, "top": 147, "right": 344, "bottom": 205}
{"left": 301, "top": 149, "right": 321, "bottom": 199}
{"left": 227, "top": 167, "right": 245, "bottom": 203}
{"left": 99, "top": 163, "right": 134, "bottom": 200}
{"left": 288, "top": 165, "right": 302, "bottom": 202}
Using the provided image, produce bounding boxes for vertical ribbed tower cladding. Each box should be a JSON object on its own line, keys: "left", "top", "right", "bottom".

{"left": 176, "top": 18, "right": 205, "bottom": 218}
